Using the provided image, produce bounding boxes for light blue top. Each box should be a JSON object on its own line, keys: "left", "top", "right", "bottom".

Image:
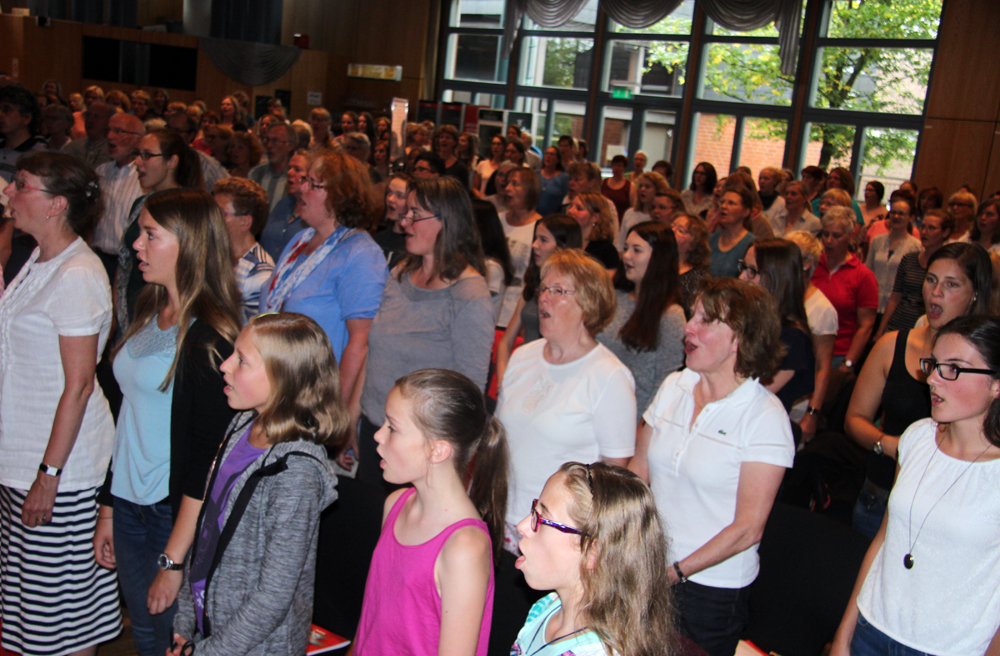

{"left": 111, "top": 317, "right": 177, "bottom": 505}
{"left": 511, "top": 593, "right": 608, "bottom": 656}
{"left": 259, "top": 225, "right": 388, "bottom": 361}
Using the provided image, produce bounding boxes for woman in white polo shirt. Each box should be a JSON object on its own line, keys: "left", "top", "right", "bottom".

{"left": 629, "top": 277, "right": 794, "bottom": 656}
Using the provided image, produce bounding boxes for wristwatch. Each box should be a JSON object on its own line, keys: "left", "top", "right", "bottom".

{"left": 844, "top": 359, "right": 854, "bottom": 369}
{"left": 158, "top": 553, "right": 184, "bottom": 571}
{"left": 805, "top": 406, "right": 821, "bottom": 416}
{"left": 38, "top": 463, "right": 62, "bottom": 477}
{"left": 873, "top": 438, "right": 884, "bottom": 455}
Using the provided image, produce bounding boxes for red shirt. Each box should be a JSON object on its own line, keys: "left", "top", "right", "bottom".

{"left": 811, "top": 253, "right": 878, "bottom": 355}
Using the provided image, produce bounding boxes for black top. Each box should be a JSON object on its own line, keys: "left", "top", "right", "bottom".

{"left": 99, "top": 320, "right": 236, "bottom": 519}
{"left": 760, "top": 191, "right": 779, "bottom": 211}
{"left": 776, "top": 326, "right": 816, "bottom": 411}
{"left": 444, "top": 160, "right": 469, "bottom": 191}
{"left": 373, "top": 226, "right": 407, "bottom": 270}
{"left": 585, "top": 239, "right": 621, "bottom": 270}
{"left": 886, "top": 252, "right": 926, "bottom": 333}
{"left": 868, "top": 328, "right": 931, "bottom": 489}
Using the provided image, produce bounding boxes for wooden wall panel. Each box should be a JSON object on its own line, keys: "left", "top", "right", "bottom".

{"left": 983, "top": 128, "right": 1000, "bottom": 199}
{"left": 137, "top": 0, "right": 184, "bottom": 26}
{"left": 924, "top": 0, "right": 1000, "bottom": 122}
{"left": 3, "top": 16, "right": 83, "bottom": 96}
{"left": 913, "top": 119, "right": 995, "bottom": 197}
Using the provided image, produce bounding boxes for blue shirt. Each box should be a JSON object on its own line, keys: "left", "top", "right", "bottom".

{"left": 111, "top": 318, "right": 177, "bottom": 505}
{"left": 260, "top": 226, "right": 388, "bottom": 361}
{"left": 260, "top": 196, "right": 307, "bottom": 261}
{"left": 537, "top": 171, "right": 569, "bottom": 216}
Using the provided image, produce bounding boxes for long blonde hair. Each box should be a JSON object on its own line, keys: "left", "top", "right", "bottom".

{"left": 116, "top": 188, "right": 242, "bottom": 388}
{"left": 560, "top": 462, "right": 676, "bottom": 656}
{"left": 575, "top": 192, "right": 617, "bottom": 242}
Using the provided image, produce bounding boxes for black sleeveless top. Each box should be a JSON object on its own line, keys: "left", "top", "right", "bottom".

{"left": 867, "top": 329, "right": 932, "bottom": 489}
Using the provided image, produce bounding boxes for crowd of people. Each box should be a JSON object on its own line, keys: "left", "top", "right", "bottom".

{"left": 1, "top": 76, "right": 1000, "bottom": 656}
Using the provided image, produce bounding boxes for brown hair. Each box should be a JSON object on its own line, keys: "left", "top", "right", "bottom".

{"left": 674, "top": 213, "right": 711, "bottom": 269}
{"left": 16, "top": 152, "right": 103, "bottom": 238}
{"left": 696, "top": 277, "right": 784, "bottom": 379}
{"left": 575, "top": 192, "right": 617, "bottom": 242}
{"left": 312, "top": 150, "right": 381, "bottom": 229}
{"left": 540, "top": 249, "right": 616, "bottom": 336}
{"left": 212, "top": 177, "right": 270, "bottom": 236}
{"left": 507, "top": 167, "right": 541, "bottom": 211}
{"left": 632, "top": 171, "right": 670, "bottom": 213}
{"left": 247, "top": 313, "right": 350, "bottom": 447}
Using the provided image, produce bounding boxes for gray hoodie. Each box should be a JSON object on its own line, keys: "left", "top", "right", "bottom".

{"left": 174, "top": 412, "right": 338, "bottom": 656}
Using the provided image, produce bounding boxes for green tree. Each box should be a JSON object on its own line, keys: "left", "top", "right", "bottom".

{"left": 541, "top": 38, "right": 591, "bottom": 88}
{"left": 644, "top": 0, "right": 941, "bottom": 171}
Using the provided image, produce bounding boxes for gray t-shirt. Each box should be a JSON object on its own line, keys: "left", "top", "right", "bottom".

{"left": 360, "top": 272, "right": 496, "bottom": 424}
{"left": 596, "top": 291, "right": 686, "bottom": 421}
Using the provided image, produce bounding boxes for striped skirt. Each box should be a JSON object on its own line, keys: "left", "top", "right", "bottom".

{"left": 0, "top": 485, "right": 122, "bottom": 656}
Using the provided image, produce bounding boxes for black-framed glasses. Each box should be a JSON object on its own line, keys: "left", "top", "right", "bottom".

{"left": 304, "top": 178, "right": 326, "bottom": 191}
{"left": 737, "top": 259, "right": 759, "bottom": 279}
{"left": 919, "top": 358, "right": 997, "bottom": 381}
{"left": 400, "top": 211, "right": 440, "bottom": 225}
{"left": 134, "top": 151, "right": 164, "bottom": 161}
{"left": 530, "top": 499, "right": 586, "bottom": 536}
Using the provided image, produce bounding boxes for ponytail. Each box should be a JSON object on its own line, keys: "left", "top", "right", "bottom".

{"left": 468, "top": 416, "right": 509, "bottom": 563}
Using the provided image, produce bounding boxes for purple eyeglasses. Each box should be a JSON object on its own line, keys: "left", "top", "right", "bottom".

{"left": 530, "top": 499, "right": 586, "bottom": 536}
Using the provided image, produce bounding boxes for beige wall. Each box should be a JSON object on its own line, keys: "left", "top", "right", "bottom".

{"left": 914, "top": 0, "right": 1000, "bottom": 198}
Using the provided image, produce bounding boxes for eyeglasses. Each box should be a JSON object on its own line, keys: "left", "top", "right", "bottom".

{"left": 737, "top": 260, "right": 759, "bottom": 279}
{"left": 12, "top": 178, "right": 51, "bottom": 194}
{"left": 530, "top": 499, "right": 586, "bottom": 536}
{"left": 134, "top": 151, "right": 164, "bottom": 161}
{"left": 413, "top": 165, "right": 436, "bottom": 174}
{"left": 538, "top": 285, "right": 576, "bottom": 298}
{"left": 400, "top": 211, "right": 440, "bottom": 225}
{"left": 919, "top": 358, "right": 996, "bottom": 381}
{"left": 108, "top": 126, "right": 143, "bottom": 136}
{"left": 304, "top": 178, "right": 326, "bottom": 191}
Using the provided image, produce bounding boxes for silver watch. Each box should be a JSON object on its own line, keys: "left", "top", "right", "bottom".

{"left": 873, "top": 439, "right": 884, "bottom": 455}
{"left": 158, "top": 553, "right": 184, "bottom": 571}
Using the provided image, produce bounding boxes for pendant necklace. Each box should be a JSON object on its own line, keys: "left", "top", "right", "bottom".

{"left": 904, "top": 431, "right": 992, "bottom": 570}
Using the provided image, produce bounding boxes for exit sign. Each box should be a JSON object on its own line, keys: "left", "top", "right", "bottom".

{"left": 612, "top": 88, "right": 632, "bottom": 99}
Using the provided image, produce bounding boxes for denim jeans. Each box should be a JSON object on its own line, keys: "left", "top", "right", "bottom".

{"left": 850, "top": 613, "right": 934, "bottom": 656}
{"left": 113, "top": 496, "right": 177, "bottom": 656}
{"left": 672, "top": 580, "right": 751, "bottom": 656}
{"left": 852, "top": 481, "right": 889, "bottom": 539}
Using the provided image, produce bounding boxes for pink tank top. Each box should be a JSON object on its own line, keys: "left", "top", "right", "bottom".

{"left": 354, "top": 487, "right": 495, "bottom": 656}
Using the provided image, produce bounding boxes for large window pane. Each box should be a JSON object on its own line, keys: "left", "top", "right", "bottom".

{"left": 598, "top": 106, "right": 633, "bottom": 167}
{"left": 804, "top": 122, "right": 855, "bottom": 170}
{"left": 813, "top": 47, "right": 932, "bottom": 115}
{"left": 553, "top": 100, "right": 587, "bottom": 142}
{"left": 827, "top": 0, "right": 942, "bottom": 40}
{"left": 606, "top": 40, "right": 687, "bottom": 97}
{"left": 700, "top": 43, "right": 792, "bottom": 105}
{"left": 641, "top": 110, "right": 677, "bottom": 168}
{"left": 693, "top": 113, "right": 736, "bottom": 176}
{"left": 859, "top": 127, "right": 919, "bottom": 197}
{"left": 523, "top": 0, "right": 598, "bottom": 31}
{"left": 737, "top": 118, "right": 788, "bottom": 174}
{"left": 608, "top": 0, "right": 693, "bottom": 35}
{"left": 449, "top": 0, "right": 504, "bottom": 28}
{"left": 520, "top": 37, "right": 594, "bottom": 89}
{"left": 446, "top": 34, "right": 505, "bottom": 83}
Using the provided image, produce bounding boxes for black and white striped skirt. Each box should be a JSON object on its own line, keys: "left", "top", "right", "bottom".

{"left": 0, "top": 485, "right": 122, "bottom": 656}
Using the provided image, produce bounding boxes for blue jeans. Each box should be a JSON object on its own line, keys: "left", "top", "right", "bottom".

{"left": 113, "top": 497, "right": 178, "bottom": 656}
{"left": 852, "top": 481, "right": 889, "bottom": 539}
{"left": 672, "top": 580, "right": 751, "bottom": 656}
{"left": 851, "top": 613, "right": 934, "bottom": 656}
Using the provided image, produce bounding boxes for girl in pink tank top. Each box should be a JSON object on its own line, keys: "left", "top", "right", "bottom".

{"left": 353, "top": 369, "right": 510, "bottom": 656}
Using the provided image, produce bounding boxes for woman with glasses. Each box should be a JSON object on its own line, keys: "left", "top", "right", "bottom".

{"left": 0, "top": 153, "right": 121, "bottom": 656}
{"left": 845, "top": 243, "right": 994, "bottom": 538}
{"left": 259, "top": 151, "right": 387, "bottom": 407}
{"left": 493, "top": 248, "right": 635, "bottom": 653}
{"left": 347, "top": 177, "right": 495, "bottom": 486}
{"left": 946, "top": 190, "right": 977, "bottom": 241}
{"left": 630, "top": 277, "right": 792, "bottom": 656}
{"left": 117, "top": 129, "right": 204, "bottom": 335}
{"left": 739, "top": 239, "right": 815, "bottom": 416}
{"left": 832, "top": 315, "right": 1000, "bottom": 656}
{"left": 511, "top": 462, "right": 676, "bottom": 656}
{"left": 866, "top": 195, "right": 922, "bottom": 327}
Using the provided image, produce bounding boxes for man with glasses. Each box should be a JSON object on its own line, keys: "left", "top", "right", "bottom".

{"left": 0, "top": 85, "right": 47, "bottom": 184}
{"left": 166, "top": 111, "right": 227, "bottom": 192}
{"left": 92, "top": 113, "right": 145, "bottom": 281}
{"left": 63, "top": 100, "right": 113, "bottom": 169}
{"left": 411, "top": 151, "right": 444, "bottom": 179}
{"left": 251, "top": 123, "right": 295, "bottom": 211}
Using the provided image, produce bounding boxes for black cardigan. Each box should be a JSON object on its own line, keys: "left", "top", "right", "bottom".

{"left": 99, "top": 319, "right": 236, "bottom": 519}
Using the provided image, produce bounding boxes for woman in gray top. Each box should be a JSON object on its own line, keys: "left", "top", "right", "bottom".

{"left": 598, "top": 221, "right": 686, "bottom": 421}
{"left": 343, "top": 177, "right": 496, "bottom": 486}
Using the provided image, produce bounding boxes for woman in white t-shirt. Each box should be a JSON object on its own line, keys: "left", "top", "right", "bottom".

{"left": 497, "top": 167, "right": 542, "bottom": 328}
{"left": 492, "top": 249, "right": 636, "bottom": 654}
{"left": 473, "top": 134, "right": 506, "bottom": 199}
{"left": 0, "top": 152, "right": 121, "bottom": 655}
{"left": 831, "top": 315, "right": 1000, "bottom": 656}
{"left": 787, "top": 230, "right": 838, "bottom": 440}
{"left": 629, "top": 278, "right": 794, "bottom": 656}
